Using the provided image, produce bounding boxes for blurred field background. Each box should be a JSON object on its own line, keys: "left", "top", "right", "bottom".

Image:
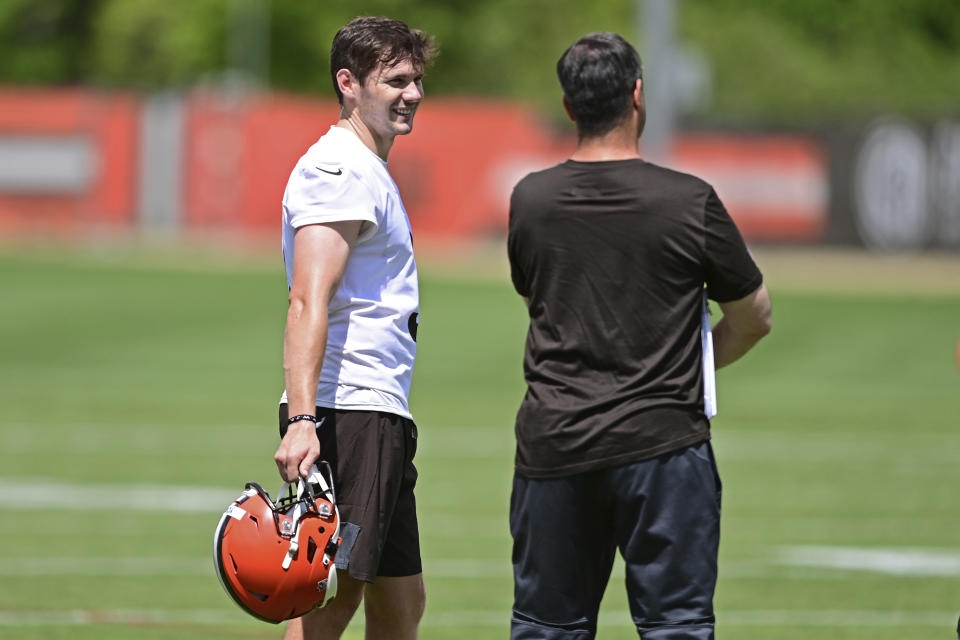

{"left": 1, "top": 0, "right": 959, "bottom": 638}
{"left": 0, "top": 243, "right": 958, "bottom": 640}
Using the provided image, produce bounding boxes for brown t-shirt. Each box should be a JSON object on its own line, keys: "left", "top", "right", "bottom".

{"left": 507, "top": 158, "right": 763, "bottom": 478}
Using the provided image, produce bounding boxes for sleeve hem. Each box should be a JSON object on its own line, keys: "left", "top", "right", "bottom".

{"left": 709, "top": 274, "right": 764, "bottom": 304}
{"left": 289, "top": 212, "right": 379, "bottom": 239}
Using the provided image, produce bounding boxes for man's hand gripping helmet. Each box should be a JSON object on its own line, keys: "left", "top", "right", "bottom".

{"left": 213, "top": 463, "right": 341, "bottom": 623}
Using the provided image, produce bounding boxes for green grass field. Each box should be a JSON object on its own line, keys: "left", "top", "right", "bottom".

{"left": 1, "top": 243, "right": 958, "bottom": 639}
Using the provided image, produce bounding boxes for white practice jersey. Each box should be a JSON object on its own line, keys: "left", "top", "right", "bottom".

{"left": 280, "top": 125, "right": 419, "bottom": 418}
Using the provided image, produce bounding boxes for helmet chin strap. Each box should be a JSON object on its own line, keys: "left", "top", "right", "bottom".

{"left": 280, "top": 464, "right": 336, "bottom": 571}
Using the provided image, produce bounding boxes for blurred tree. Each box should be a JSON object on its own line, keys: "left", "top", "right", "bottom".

{"left": 680, "top": 0, "right": 960, "bottom": 126}
{"left": 267, "top": 0, "right": 632, "bottom": 119}
{"left": 89, "top": 0, "right": 227, "bottom": 89}
{"left": 0, "top": 0, "right": 103, "bottom": 84}
{"left": 0, "top": 0, "right": 956, "bottom": 126}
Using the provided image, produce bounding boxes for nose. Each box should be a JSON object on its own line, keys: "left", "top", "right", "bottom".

{"left": 403, "top": 80, "right": 424, "bottom": 102}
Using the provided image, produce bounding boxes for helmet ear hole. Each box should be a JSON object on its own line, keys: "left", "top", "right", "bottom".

{"left": 307, "top": 537, "right": 318, "bottom": 563}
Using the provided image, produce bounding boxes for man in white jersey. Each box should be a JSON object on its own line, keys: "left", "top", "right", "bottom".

{"left": 273, "top": 16, "right": 435, "bottom": 640}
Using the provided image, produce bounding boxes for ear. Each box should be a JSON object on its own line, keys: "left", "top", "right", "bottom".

{"left": 562, "top": 95, "right": 576, "bottom": 122}
{"left": 336, "top": 69, "right": 359, "bottom": 101}
{"left": 633, "top": 78, "right": 647, "bottom": 136}
{"left": 632, "top": 78, "right": 644, "bottom": 110}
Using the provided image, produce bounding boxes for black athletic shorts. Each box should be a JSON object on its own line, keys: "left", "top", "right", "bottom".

{"left": 279, "top": 404, "right": 422, "bottom": 583}
{"left": 510, "top": 441, "right": 722, "bottom": 639}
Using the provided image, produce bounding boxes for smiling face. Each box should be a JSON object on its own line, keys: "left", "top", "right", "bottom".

{"left": 351, "top": 58, "right": 424, "bottom": 148}
{"left": 329, "top": 17, "right": 435, "bottom": 159}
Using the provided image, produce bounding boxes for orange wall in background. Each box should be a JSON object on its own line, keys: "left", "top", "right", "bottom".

{"left": 0, "top": 89, "right": 138, "bottom": 230}
{"left": 181, "top": 93, "right": 827, "bottom": 241}
{"left": 0, "top": 89, "right": 828, "bottom": 242}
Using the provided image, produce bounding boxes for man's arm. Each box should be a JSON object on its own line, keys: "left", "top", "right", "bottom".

{"left": 711, "top": 283, "right": 772, "bottom": 369}
{"left": 274, "top": 220, "right": 362, "bottom": 482}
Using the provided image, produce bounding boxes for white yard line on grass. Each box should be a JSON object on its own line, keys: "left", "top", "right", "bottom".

{"left": 777, "top": 545, "right": 960, "bottom": 576}
{"left": 0, "top": 557, "right": 212, "bottom": 577}
{"left": 0, "top": 479, "right": 240, "bottom": 512}
{"left": 0, "top": 608, "right": 954, "bottom": 628}
{"left": 4, "top": 551, "right": 960, "bottom": 580}
{"left": 0, "top": 557, "right": 513, "bottom": 578}
{"left": 3, "top": 481, "right": 959, "bottom": 582}
{"left": 0, "top": 557, "right": 515, "bottom": 579}
{"left": 0, "top": 609, "right": 240, "bottom": 626}
{"left": 722, "top": 610, "right": 954, "bottom": 627}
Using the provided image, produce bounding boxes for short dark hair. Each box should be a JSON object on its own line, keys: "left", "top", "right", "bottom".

{"left": 330, "top": 16, "right": 436, "bottom": 104}
{"left": 556, "top": 32, "right": 643, "bottom": 137}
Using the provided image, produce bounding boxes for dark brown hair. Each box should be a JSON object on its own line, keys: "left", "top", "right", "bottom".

{"left": 330, "top": 16, "right": 437, "bottom": 104}
{"left": 557, "top": 32, "right": 643, "bottom": 137}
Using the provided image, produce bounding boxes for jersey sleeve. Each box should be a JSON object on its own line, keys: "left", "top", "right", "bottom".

{"left": 507, "top": 183, "right": 531, "bottom": 297}
{"left": 703, "top": 188, "right": 763, "bottom": 303}
{"left": 283, "top": 162, "right": 379, "bottom": 241}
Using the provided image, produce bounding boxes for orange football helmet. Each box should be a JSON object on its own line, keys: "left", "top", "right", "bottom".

{"left": 214, "top": 464, "right": 341, "bottom": 623}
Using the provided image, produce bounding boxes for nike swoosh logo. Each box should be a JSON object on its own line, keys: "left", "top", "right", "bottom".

{"left": 316, "top": 166, "right": 342, "bottom": 175}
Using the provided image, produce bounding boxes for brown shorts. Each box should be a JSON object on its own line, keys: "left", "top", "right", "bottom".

{"left": 279, "top": 404, "right": 422, "bottom": 583}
